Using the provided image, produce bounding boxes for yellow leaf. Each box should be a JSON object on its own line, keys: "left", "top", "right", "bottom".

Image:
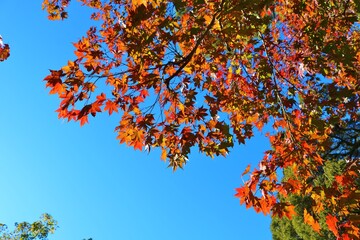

{"left": 246, "top": 113, "right": 259, "bottom": 124}
{"left": 204, "top": 15, "right": 212, "bottom": 25}
{"left": 161, "top": 148, "right": 167, "bottom": 161}
{"left": 204, "top": 14, "right": 220, "bottom": 30}
{"left": 133, "top": 107, "right": 141, "bottom": 115}
{"left": 160, "top": 137, "right": 167, "bottom": 147}
{"left": 213, "top": 19, "right": 221, "bottom": 31}
{"left": 304, "top": 209, "right": 321, "bottom": 233}
{"left": 178, "top": 103, "right": 185, "bottom": 113}
{"left": 133, "top": 0, "right": 147, "bottom": 7}
{"left": 62, "top": 65, "right": 71, "bottom": 73}
{"left": 220, "top": 149, "right": 228, "bottom": 157}
{"left": 183, "top": 66, "right": 192, "bottom": 74}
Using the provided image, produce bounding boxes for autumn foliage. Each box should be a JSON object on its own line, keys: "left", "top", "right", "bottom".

{"left": 0, "top": 35, "right": 10, "bottom": 62}
{"left": 272, "top": 121, "right": 360, "bottom": 239}
{"left": 42, "top": 0, "right": 360, "bottom": 238}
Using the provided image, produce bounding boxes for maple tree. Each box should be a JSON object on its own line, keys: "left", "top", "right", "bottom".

{"left": 42, "top": 0, "right": 359, "bottom": 238}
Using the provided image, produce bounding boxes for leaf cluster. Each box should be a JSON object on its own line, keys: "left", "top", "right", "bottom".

{"left": 0, "top": 214, "right": 58, "bottom": 240}
{"left": 40, "top": 0, "right": 359, "bottom": 238}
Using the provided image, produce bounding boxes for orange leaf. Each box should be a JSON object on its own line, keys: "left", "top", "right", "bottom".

{"left": 284, "top": 205, "right": 296, "bottom": 219}
{"left": 132, "top": 0, "right": 147, "bottom": 7}
{"left": 161, "top": 148, "right": 167, "bottom": 161}
{"left": 79, "top": 115, "right": 89, "bottom": 126}
{"left": 132, "top": 129, "right": 144, "bottom": 151}
{"left": 304, "top": 209, "right": 321, "bottom": 233}
{"left": 104, "top": 100, "right": 118, "bottom": 115}
{"left": 326, "top": 215, "right": 339, "bottom": 237}
{"left": 49, "top": 83, "right": 65, "bottom": 95}
{"left": 133, "top": 140, "right": 143, "bottom": 151}
{"left": 242, "top": 164, "right": 251, "bottom": 176}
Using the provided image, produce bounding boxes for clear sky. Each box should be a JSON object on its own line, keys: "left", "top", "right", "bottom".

{"left": 0, "top": 1, "right": 272, "bottom": 239}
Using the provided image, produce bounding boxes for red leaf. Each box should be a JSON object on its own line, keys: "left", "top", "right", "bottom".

{"left": 49, "top": 83, "right": 65, "bottom": 95}
{"left": 79, "top": 115, "right": 89, "bottom": 126}
{"left": 326, "top": 215, "right": 339, "bottom": 237}
{"left": 104, "top": 100, "right": 118, "bottom": 115}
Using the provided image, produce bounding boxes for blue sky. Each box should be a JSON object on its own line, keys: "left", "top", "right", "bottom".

{"left": 0, "top": 1, "right": 272, "bottom": 239}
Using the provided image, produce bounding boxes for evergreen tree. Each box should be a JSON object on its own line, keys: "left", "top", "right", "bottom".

{"left": 271, "top": 120, "right": 360, "bottom": 240}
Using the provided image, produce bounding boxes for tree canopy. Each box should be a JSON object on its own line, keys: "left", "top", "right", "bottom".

{"left": 32, "top": 0, "right": 360, "bottom": 238}
{"left": 0, "top": 214, "right": 57, "bottom": 240}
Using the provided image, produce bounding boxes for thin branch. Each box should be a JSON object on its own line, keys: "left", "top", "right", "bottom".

{"left": 260, "top": 33, "right": 296, "bottom": 143}
{"left": 163, "top": 0, "right": 225, "bottom": 90}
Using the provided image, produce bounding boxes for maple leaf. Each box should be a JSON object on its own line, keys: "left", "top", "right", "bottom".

{"left": 49, "top": 83, "right": 65, "bottom": 95}
{"left": 132, "top": 129, "right": 144, "bottom": 151}
{"left": 79, "top": 115, "right": 89, "bottom": 126}
{"left": 304, "top": 209, "right": 321, "bottom": 233}
{"left": 104, "top": 100, "right": 118, "bottom": 115}
{"left": 90, "top": 102, "right": 102, "bottom": 116}
{"left": 326, "top": 215, "right": 339, "bottom": 237}
{"left": 283, "top": 205, "right": 296, "bottom": 220}
{"left": 161, "top": 148, "right": 167, "bottom": 161}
